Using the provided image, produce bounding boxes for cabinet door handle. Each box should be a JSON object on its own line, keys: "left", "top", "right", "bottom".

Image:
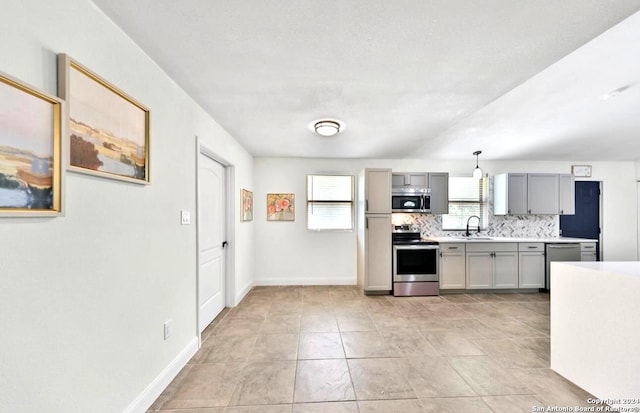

{"left": 448, "top": 246, "right": 458, "bottom": 250}
{"left": 365, "top": 200, "right": 369, "bottom": 211}
{"left": 528, "top": 246, "right": 537, "bottom": 249}
{"left": 508, "top": 209, "right": 511, "bottom": 214}
{"left": 439, "top": 252, "right": 443, "bottom": 257}
{"left": 365, "top": 217, "right": 368, "bottom": 229}
{"left": 528, "top": 209, "right": 531, "bottom": 214}
{"left": 560, "top": 209, "right": 564, "bottom": 214}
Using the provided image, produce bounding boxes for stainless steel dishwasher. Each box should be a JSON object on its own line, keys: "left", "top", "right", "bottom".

{"left": 545, "top": 243, "right": 581, "bottom": 290}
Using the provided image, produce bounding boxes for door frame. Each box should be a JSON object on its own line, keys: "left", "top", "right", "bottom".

{"left": 195, "top": 137, "right": 236, "bottom": 343}
{"left": 597, "top": 181, "right": 603, "bottom": 261}
{"left": 560, "top": 179, "right": 603, "bottom": 260}
{"left": 587, "top": 180, "right": 604, "bottom": 261}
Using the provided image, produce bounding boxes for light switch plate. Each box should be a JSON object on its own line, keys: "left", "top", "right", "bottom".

{"left": 164, "top": 319, "right": 172, "bottom": 340}
{"left": 180, "top": 210, "right": 191, "bottom": 225}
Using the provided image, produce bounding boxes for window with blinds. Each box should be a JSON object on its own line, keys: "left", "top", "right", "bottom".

{"left": 442, "top": 176, "right": 488, "bottom": 231}
{"left": 306, "top": 175, "right": 354, "bottom": 231}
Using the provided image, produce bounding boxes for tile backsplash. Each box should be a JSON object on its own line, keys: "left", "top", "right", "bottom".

{"left": 392, "top": 177, "right": 559, "bottom": 238}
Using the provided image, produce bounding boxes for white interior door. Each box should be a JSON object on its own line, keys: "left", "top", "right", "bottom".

{"left": 198, "top": 153, "right": 226, "bottom": 332}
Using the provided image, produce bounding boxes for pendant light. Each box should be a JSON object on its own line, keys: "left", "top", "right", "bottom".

{"left": 472, "top": 150, "right": 483, "bottom": 179}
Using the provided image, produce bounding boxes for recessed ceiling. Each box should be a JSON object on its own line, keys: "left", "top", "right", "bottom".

{"left": 92, "top": 0, "right": 640, "bottom": 161}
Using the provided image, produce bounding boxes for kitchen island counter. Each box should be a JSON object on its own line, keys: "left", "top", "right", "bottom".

{"left": 550, "top": 262, "right": 640, "bottom": 410}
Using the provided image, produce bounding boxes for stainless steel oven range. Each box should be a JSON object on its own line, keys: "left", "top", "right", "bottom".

{"left": 392, "top": 225, "right": 440, "bottom": 296}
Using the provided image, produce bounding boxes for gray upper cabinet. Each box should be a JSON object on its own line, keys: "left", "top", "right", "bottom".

{"left": 494, "top": 172, "right": 572, "bottom": 215}
{"left": 364, "top": 168, "right": 392, "bottom": 213}
{"left": 391, "top": 173, "right": 428, "bottom": 188}
{"left": 428, "top": 172, "right": 449, "bottom": 214}
{"left": 527, "top": 173, "right": 559, "bottom": 214}
{"left": 508, "top": 173, "right": 529, "bottom": 214}
{"left": 391, "top": 171, "right": 449, "bottom": 214}
{"left": 559, "top": 174, "right": 575, "bottom": 215}
{"left": 494, "top": 173, "right": 527, "bottom": 215}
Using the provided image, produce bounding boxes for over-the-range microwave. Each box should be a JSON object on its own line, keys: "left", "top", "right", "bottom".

{"left": 391, "top": 188, "right": 431, "bottom": 213}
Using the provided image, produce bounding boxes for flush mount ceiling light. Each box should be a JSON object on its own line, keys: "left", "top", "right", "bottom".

{"left": 314, "top": 120, "right": 341, "bottom": 137}
{"left": 472, "top": 150, "right": 483, "bottom": 179}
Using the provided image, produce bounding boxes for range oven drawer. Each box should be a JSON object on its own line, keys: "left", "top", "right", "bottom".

{"left": 394, "top": 281, "right": 439, "bottom": 297}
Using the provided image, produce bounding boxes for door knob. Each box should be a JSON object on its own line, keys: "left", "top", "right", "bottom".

{"left": 222, "top": 241, "right": 228, "bottom": 248}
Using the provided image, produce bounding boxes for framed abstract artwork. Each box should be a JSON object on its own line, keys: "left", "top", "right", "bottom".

{"left": 241, "top": 189, "right": 253, "bottom": 221}
{"left": 267, "top": 193, "right": 294, "bottom": 221}
{"left": 0, "top": 71, "right": 62, "bottom": 216}
{"left": 58, "top": 53, "right": 150, "bottom": 184}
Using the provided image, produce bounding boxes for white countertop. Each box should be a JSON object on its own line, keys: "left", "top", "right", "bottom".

{"left": 430, "top": 236, "right": 598, "bottom": 243}
{"left": 556, "top": 261, "right": 640, "bottom": 278}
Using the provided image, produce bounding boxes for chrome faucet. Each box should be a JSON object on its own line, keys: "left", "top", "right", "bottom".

{"left": 465, "top": 215, "right": 481, "bottom": 237}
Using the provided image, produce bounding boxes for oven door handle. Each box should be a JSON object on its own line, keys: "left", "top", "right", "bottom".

{"left": 393, "top": 245, "right": 440, "bottom": 251}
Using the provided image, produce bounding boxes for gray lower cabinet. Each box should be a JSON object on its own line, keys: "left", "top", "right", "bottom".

{"left": 466, "top": 252, "right": 494, "bottom": 288}
{"left": 581, "top": 242, "right": 597, "bottom": 261}
{"left": 444, "top": 240, "right": 595, "bottom": 291}
{"left": 362, "top": 214, "right": 392, "bottom": 291}
{"left": 439, "top": 243, "right": 466, "bottom": 289}
{"left": 465, "top": 243, "right": 518, "bottom": 289}
{"left": 518, "top": 243, "right": 545, "bottom": 288}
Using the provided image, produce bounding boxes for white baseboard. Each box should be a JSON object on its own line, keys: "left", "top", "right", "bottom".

{"left": 234, "top": 280, "right": 254, "bottom": 306}
{"left": 124, "top": 336, "right": 199, "bottom": 413}
{"left": 253, "top": 277, "right": 357, "bottom": 286}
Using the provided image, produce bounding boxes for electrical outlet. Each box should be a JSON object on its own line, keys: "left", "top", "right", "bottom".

{"left": 164, "top": 319, "right": 173, "bottom": 340}
{"left": 180, "top": 210, "right": 191, "bottom": 225}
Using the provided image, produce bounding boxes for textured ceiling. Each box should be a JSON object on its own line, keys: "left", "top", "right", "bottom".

{"left": 92, "top": 0, "right": 640, "bottom": 161}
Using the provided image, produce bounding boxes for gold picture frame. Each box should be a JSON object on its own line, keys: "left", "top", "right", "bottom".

{"left": 241, "top": 189, "right": 253, "bottom": 221}
{"left": 58, "top": 54, "right": 150, "bottom": 184}
{"left": 0, "top": 71, "right": 62, "bottom": 216}
{"left": 267, "top": 193, "right": 295, "bottom": 221}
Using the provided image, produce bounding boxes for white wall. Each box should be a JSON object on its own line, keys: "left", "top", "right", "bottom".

{"left": 254, "top": 158, "right": 637, "bottom": 284}
{"left": 636, "top": 161, "right": 640, "bottom": 260}
{"left": 254, "top": 158, "right": 358, "bottom": 285}
{"left": 0, "top": 1, "right": 254, "bottom": 412}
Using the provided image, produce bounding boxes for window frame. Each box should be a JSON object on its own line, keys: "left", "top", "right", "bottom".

{"left": 306, "top": 174, "right": 355, "bottom": 232}
{"left": 442, "top": 175, "right": 488, "bottom": 231}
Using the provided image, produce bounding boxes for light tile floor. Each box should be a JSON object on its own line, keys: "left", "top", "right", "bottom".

{"left": 148, "top": 286, "right": 596, "bottom": 413}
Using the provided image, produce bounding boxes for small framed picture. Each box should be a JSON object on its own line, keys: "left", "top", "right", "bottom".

{"left": 571, "top": 165, "right": 592, "bottom": 177}
{"left": 267, "top": 193, "right": 294, "bottom": 221}
{"left": 241, "top": 189, "right": 253, "bottom": 221}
